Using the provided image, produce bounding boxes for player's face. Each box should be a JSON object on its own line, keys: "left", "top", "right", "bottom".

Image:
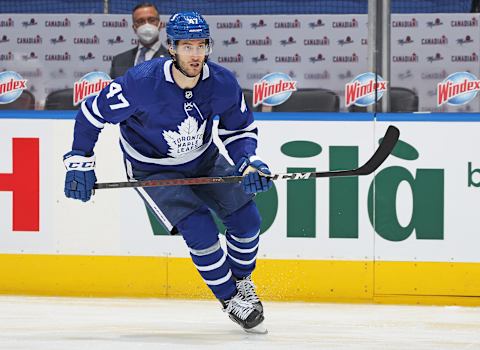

{"left": 174, "top": 39, "right": 208, "bottom": 77}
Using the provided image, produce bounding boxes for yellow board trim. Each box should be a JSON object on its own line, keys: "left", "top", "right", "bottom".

{"left": 0, "top": 254, "right": 479, "bottom": 306}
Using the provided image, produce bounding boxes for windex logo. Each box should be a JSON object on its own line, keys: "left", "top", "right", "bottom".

{"left": 337, "top": 36, "right": 354, "bottom": 46}
{"left": 427, "top": 18, "right": 443, "bottom": 28}
{"left": 22, "top": 18, "right": 37, "bottom": 27}
{"left": 22, "top": 52, "right": 38, "bottom": 61}
{"left": 437, "top": 72, "right": 480, "bottom": 106}
{"left": 345, "top": 72, "right": 388, "bottom": 107}
{"left": 308, "top": 19, "right": 325, "bottom": 28}
{"left": 451, "top": 18, "right": 478, "bottom": 27}
{"left": 245, "top": 37, "right": 271, "bottom": 46}
{"left": 73, "top": 71, "right": 112, "bottom": 105}
{"left": 398, "top": 36, "right": 414, "bottom": 45}
{"left": 451, "top": 53, "right": 478, "bottom": 62}
{"left": 252, "top": 54, "right": 268, "bottom": 63}
{"left": 274, "top": 19, "right": 300, "bottom": 28}
{"left": 280, "top": 37, "right": 296, "bottom": 46}
{"left": 50, "top": 35, "right": 67, "bottom": 44}
{"left": 45, "top": 19, "right": 70, "bottom": 27}
{"left": 222, "top": 37, "right": 239, "bottom": 46}
{"left": 217, "top": 54, "right": 243, "bottom": 63}
{"left": 392, "top": 53, "right": 419, "bottom": 63}
{"left": 250, "top": 19, "right": 267, "bottom": 29}
{"left": 107, "top": 36, "right": 124, "bottom": 45}
{"left": 79, "top": 18, "right": 95, "bottom": 27}
{"left": 392, "top": 18, "right": 418, "bottom": 27}
{"left": 17, "top": 35, "right": 42, "bottom": 44}
{"left": 0, "top": 71, "right": 28, "bottom": 104}
{"left": 0, "top": 35, "right": 9, "bottom": 43}
{"left": 332, "top": 19, "right": 358, "bottom": 28}
{"left": 216, "top": 20, "right": 242, "bottom": 29}
{"left": 74, "top": 35, "right": 100, "bottom": 44}
{"left": 253, "top": 72, "right": 297, "bottom": 107}
{"left": 102, "top": 19, "right": 128, "bottom": 28}
{"left": 79, "top": 52, "right": 95, "bottom": 61}
{"left": 421, "top": 35, "right": 448, "bottom": 45}
{"left": 309, "top": 54, "right": 325, "bottom": 63}
{"left": 426, "top": 53, "right": 443, "bottom": 63}
{"left": 303, "top": 36, "right": 329, "bottom": 46}
{"left": 457, "top": 35, "right": 474, "bottom": 45}
{"left": 0, "top": 18, "right": 14, "bottom": 27}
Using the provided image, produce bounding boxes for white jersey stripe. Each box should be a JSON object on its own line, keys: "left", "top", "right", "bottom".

{"left": 228, "top": 253, "right": 257, "bottom": 266}
{"left": 92, "top": 96, "right": 105, "bottom": 120}
{"left": 81, "top": 101, "right": 104, "bottom": 129}
{"left": 226, "top": 240, "right": 259, "bottom": 254}
{"left": 217, "top": 122, "right": 257, "bottom": 136}
{"left": 136, "top": 187, "right": 173, "bottom": 232}
{"left": 194, "top": 252, "right": 227, "bottom": 272}
{"left": 222, "top": 132, "right": 258, "bottom": 147}
{"left": 203, "top": 270, "right": 232, "bottom": 286}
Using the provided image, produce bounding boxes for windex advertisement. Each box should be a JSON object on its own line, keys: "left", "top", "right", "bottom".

{"left": 0, "top": 13, "right": 479, "bottom": 111}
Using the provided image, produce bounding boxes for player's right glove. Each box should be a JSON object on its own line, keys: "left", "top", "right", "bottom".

{"left": 63, "top": 150, "right": 97, "bottom": 202}
{"left": 235, "top": 157, "right": 273, "bottom": 194}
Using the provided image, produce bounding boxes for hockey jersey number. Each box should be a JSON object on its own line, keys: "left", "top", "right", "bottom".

{"left": 106, "top": 82, "right": 130, "bottom": 110}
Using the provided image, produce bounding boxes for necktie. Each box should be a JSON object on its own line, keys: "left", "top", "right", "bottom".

{"left": 137, "top": 47, "right": 149, "bottom": 65}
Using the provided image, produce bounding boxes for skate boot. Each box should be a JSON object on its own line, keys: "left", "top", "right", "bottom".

{"left": 235, "top": 275, "right": 263, "bottom": 313}
{"left": 220, "top": 292, "right": 267, "bottom": 334}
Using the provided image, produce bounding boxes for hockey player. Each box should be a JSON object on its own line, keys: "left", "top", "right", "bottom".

{"left": 63, "top": 11, "right": 272, "bottom": 333}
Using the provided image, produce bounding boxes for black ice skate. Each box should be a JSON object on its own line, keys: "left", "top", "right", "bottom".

{"left": 220, "top": 293, "right": 267, "bottom": 334}
{"left": 235, "top": 275, "right": 263, "bottom": 313}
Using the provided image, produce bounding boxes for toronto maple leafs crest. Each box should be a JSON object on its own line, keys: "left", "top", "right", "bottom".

{"left": 162, "top": 116, "right": 207, "bottom": 158}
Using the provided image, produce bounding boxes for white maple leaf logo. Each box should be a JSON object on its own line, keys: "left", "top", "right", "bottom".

{"left": 162, "top": 115, "right": 207, "bottom": 158}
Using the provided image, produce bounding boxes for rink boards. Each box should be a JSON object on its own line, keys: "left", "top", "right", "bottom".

{"left": 0, "top": 111, "right": 479, "bottom": 305}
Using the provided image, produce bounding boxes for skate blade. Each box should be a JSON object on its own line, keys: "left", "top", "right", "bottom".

{"left": 244, "top": 322, "right": 268, "bottom": 334}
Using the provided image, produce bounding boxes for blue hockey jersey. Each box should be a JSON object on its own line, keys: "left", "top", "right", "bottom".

{"left": 71, "top": 58, "right": 258, "bottom": 173}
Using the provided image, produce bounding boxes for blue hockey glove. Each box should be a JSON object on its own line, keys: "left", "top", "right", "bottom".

{"left": 235, "top": 157, "right": 273, "bottom": 194}
{"left": 63, "top": 150, "right": 97, "bottom": 202}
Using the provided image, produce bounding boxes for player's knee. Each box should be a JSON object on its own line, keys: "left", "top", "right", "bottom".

{"left": 224, "top": 200, "right": 262, "bottom": 237}
{"left": 176, "top": 207, "right": 219, "bottom": 250}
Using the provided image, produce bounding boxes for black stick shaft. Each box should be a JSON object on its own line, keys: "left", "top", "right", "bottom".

{"left": 94, "top": 125, "right": 399, "bottom": 190}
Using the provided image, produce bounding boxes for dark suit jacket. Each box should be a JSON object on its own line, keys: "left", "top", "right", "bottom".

{"left": 109, "top": 44, "right": 169, "bottom": 79}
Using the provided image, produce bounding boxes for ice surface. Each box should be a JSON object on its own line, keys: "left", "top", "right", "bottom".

{"left": 0, "top": 296, "right": 479, "bottom": 350}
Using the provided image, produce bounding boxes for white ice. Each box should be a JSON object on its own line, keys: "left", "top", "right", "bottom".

{"left": 0, "top": 296, "right": 479, "bottom": 350}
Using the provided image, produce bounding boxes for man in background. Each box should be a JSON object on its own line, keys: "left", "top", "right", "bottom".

{"left": 110, "top": 2, "right": 169, "bottom": 78}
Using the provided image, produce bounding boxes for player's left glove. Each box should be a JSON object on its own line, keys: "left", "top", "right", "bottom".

{"left": 63, "top": 150, "right": 97, "bottom": 202}
{"left": 235, "top": 157, "right": 273, "bottom": 194}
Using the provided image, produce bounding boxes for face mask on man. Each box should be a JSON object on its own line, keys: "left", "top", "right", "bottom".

{"left": 136, "top": 23, "right": 159, "bottom": 44}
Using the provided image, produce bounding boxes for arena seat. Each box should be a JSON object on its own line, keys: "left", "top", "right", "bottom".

{"left": 0, "top": 90, "right": 35, "bottom": 110}
{"left": 44, "top": 88, "right": 78, "bottom": 110}
{"left": 264, "top": 88, "right": 340, "bottom": 112}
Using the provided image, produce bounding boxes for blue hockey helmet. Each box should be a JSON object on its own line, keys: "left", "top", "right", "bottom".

{"left": 166, "top": 11, "right": 210, "bottom": 42}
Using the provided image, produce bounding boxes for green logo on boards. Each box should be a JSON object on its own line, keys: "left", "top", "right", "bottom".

{"left": 148, "top": 137, "right": 444, "bottom": 242}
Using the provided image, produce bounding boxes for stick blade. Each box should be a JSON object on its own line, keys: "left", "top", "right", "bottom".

{"left": 356, "top": 125, "right": 400, "bottom": 175}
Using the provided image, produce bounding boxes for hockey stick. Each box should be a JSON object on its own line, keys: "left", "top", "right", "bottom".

{"left": 94, "top": 125, "right": 399, "bottom": 190}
